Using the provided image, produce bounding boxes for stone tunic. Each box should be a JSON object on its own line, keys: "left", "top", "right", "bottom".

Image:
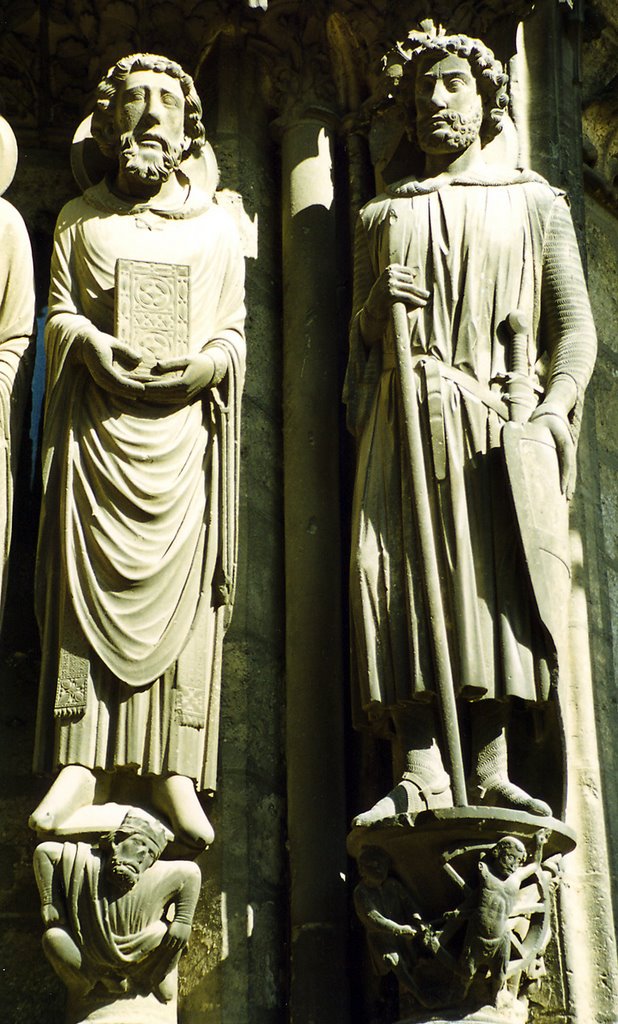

{"left": 33, "top": 181, "right": 245, "bottom": 792}
{"left": 344, "top": 171, "right": 596, "bottom": 726}
{"left": 55, "top": 842, "right": 200, "bottom": 977}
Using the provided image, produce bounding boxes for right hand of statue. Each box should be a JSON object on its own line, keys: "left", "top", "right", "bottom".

{"left": 395, "top": 924, "right": 416, "bottom": 937}
{"left": 41, "top": 902, "right": 64, "bottom": 928}
{"left": 78, "top": 329, "right": 146, "bottom": 399}
{"left": 162, "top": 920, "right": 192, "bottom": 951}
{"left": 364, "top": 264, "right": 430, "bottom": 325}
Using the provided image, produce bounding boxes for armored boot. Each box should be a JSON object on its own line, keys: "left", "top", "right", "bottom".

{"left": 353, "top": 704, "right": 452, "bottom": 826}
{"left": 469, "top": 701, "right": 551, "bottom": 817}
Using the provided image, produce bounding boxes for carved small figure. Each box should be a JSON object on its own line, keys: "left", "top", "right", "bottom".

{"left": 30, "top": 53, "right": 246, "bottom": 849}
{"left": 447, "top": 830, "right": 550, "bottom": 1003}
{"left": 33, "top": 811, "right": 201, "bottom": 1004}
{"left": 354, "top": 846, "right": 428, "bottom": 997}
{"left": 345, "top": 26, "right": 597, "bottom": 824}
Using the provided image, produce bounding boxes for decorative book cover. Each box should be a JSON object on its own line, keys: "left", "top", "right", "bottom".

{"left": 114, "top": 259, "right": 190, "bottom": 372}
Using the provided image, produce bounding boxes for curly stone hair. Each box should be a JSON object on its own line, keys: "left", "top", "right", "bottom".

{"left": 397, "top": 29, "right": 509, "bottom": 145}
{"left": 91, "top": 52, "right": 206, "bottom": 159}
{"left": 493, "top": 835, "right": 527, "bottom": 863}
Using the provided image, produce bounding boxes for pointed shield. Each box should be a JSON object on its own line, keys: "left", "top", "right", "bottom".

{"left": 502, "top": 420, "right": 571, "bottom": 663}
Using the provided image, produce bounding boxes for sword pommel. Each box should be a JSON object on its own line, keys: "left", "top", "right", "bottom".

{"left": 507, "top": 310, "right": 529, "bottom": 338}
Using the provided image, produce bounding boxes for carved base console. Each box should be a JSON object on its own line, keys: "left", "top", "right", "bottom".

{"left": 349, "top": 809, "right": 574, "bottom": 1023}
{"left": 399, "top": 1005, "right": 528, "bottom": 1024}
{"left": 33, "top": 803, "right": 201, "bottom": 1024}
{"left": 66, "top": 972, "right": 178, "bottom": 1024}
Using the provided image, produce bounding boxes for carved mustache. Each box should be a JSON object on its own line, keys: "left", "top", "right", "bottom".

{"left": 119, "top": 131, "right": 175, "bottom": 157}
{"left": 118, "top": 130, "right": 184, "bottom": 182}
{"left": 417, "top": 109, "right": 479, "bottom": 131}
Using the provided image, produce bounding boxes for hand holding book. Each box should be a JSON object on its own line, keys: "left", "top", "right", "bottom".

{"left": 77, "top": 327, "right": 146, "bottom": 398}
{"left": 140, "top": 351, "right": 218, "bottom": 405}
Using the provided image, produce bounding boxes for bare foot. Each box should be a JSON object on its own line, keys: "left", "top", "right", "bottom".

{"left": 29, "top": 766, "right": 97, "bottom": 834}
{"left": 151, "top": 774, "right": 214, "bottom": 849}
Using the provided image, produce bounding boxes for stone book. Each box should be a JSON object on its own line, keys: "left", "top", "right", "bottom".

{"left": 114, "top": 258, "right": 190, "bottom": 373}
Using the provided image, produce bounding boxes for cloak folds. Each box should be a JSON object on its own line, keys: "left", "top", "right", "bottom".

{"left": 344, "top": 172, "right": 596, "bottom": 727}
{"left": 33, "top": 181, "right": 246, "bottom": 792}
{"left": 58, "top": 842, "right": 200, "bottom": 978}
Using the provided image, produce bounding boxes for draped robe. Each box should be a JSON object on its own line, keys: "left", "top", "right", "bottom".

{"left": 33, "top": 181, "right": 245, "bottom": 792}
{"left": 344, "top": 171, "right": 596, "bottom": 728}
{"left": 55, "top": 842, "right": 200, "bottom": 980}
{"left": 0, "top": 197, "right": 35, "bottom": 622}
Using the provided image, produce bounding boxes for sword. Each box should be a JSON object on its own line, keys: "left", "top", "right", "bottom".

{"left": 390, "top": 298, "right": 468, "bottom": 807}
{"left": 505, "top": 311, "right": 539, "bottom": 423}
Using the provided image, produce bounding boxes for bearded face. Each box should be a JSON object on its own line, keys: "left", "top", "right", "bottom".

{"left": 118, "top": 130, "right": 184, "bottom": 185}
{"left": 105, "top": 833, "right": 157, "bottom": 893}
{"left": 414, "top": 53, "right": 484, "bottom": 157}
{"left": 416, "top": 106, "right": 483, "bottom": 155}
{"left": 112, "top": 69, "right": 188, "bottom": 191}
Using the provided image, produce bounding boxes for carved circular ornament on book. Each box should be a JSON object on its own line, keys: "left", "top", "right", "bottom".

{"left": 71, "top": 114, "right": 219, "bottom": 196}
{"left": 0, "top": 115, "right": 18, "bottom": 196}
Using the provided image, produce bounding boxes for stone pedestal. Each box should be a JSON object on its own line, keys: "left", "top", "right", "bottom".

{"left": 349, "top": 809, "right": 574, "bottom": 1022}
{"left": 66, "top": 972, "right": 178, "bottom": 1024}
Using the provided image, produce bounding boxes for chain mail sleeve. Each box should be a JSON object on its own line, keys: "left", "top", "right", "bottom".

{"left": 541, "top": 196, "right": 597, "bottom": 441}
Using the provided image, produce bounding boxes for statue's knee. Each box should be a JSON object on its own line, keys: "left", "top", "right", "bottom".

{"left": 42, "top": 926, "right": 80, "bottom": 965}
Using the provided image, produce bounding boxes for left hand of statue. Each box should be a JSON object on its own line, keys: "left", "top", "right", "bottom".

{"left": 140, "top": 353, "right": 217, "bottom": 405}
{"left": 534, "top": 827, "right": 551, "bottom": 849}
{"left": 41, "top": 902, "right": 65, "bottom": 928}
{"left": 529, "top": 405, "right": 575, "bottom": 499}
{"left": 162, "top": 920, "right": 192, "bottom": 951}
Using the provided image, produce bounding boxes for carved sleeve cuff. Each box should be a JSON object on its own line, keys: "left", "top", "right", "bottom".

{"left": 202, "top": 343, "right": 228, "bottom": 387}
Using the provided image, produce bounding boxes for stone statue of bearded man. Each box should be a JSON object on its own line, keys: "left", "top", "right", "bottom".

{"left": 30, "top": 54, "right": 246, "bottom": 850}
{"left": 34, "top": 810, "right": 201, "bottom": 1004}
{"left": 345, "top": 29, "right": 596, "bottom": 824}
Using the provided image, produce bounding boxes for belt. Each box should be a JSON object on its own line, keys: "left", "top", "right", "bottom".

{"left": 381, "top": 351, "right": 510, "bottom": 480}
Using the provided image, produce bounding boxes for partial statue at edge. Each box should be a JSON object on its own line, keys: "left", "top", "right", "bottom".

{"left": 0, "top": 116, "right": 35, "bottom": 630}
{"left": 344, "top": 25, "right": 596, "bottom": 825}
{"left": 30, "top": 53, "right": 246, "bottom": 850}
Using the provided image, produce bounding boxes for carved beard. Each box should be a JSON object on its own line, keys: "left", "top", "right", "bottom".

{"left": 118, "top": 131, "right": 184, "bottom": 185}
{"left": 107, "top": 857, "right": 142, "bottom": 894}
{"left": 416, "top": 107, "right": 483, "bottom": 155}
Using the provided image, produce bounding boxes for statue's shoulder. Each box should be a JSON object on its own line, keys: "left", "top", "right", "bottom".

{"left": 0, "top": 195, "right": 31, "bottom": 256}
{"left": 516, "top": 172, "right": 564, "bottom": 198}
{"left": 54, "top": 191, "right": 101, "bottom": 235}
{"left": 0, "top": 194, "right": 27, "bottom": 230}
{"left": 515, "top": 175, "right": 571, "bottom": 229}
{"left": 358, "top": 191, "right": 395, "bottom": 229}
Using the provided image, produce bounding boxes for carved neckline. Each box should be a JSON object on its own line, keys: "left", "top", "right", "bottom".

{"left": 82, "top": 177, "right": 214, "bottom": 220}
{"left": 387, "top": 167, "right": 552, "bottom": 197}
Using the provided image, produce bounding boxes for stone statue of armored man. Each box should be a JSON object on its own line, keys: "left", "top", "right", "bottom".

{"left": 30, "top": 53, "right": 246, "bottom": 851}
{"left": 345, "top": 25, "right": 597, "bottom": 825}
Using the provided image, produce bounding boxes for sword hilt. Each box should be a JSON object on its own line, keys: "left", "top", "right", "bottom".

{"left": 505, "top": 310, "right": 537, "bottom": 423}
